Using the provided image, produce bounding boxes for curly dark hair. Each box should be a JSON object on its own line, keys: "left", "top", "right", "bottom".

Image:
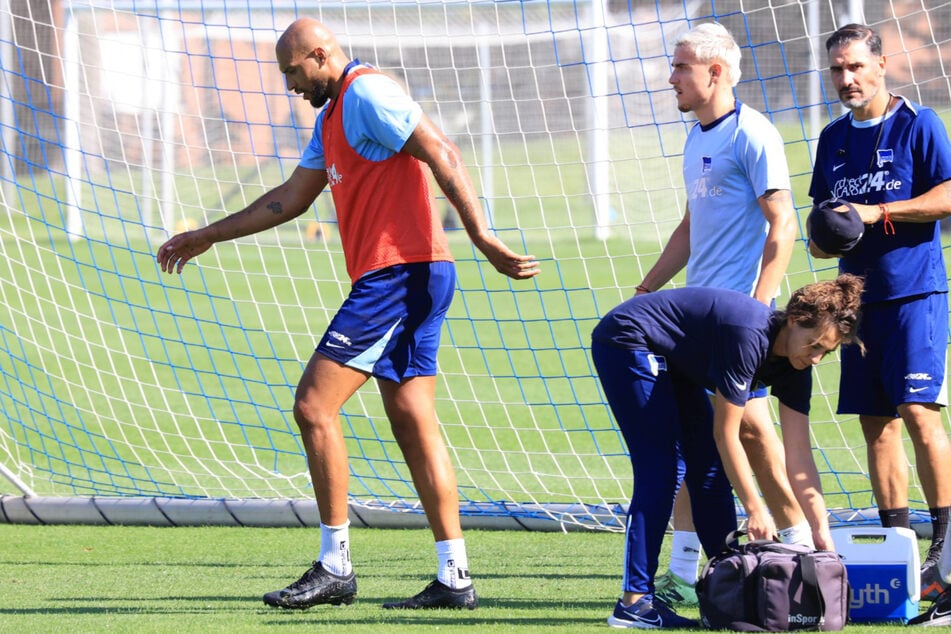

{"left": 781, "top": 273, "right": 865, "bottom": 352}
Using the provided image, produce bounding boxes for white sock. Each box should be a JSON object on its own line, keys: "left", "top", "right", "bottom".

{"left": 777, "top": 520, "right": 815, "bottom": 549}
{"left": 319, "top": 521, "right": 352, "bottom": 576}
{"left": 669, "top": 530, "right": 702, "bottom": 584}
{"left": 436, "top": 538, "right": 472, "bottom": 589}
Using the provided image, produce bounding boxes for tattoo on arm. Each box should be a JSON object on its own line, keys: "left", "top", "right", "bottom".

{"left": 440, "top": 140, "right": 459, "bottom": 170}
{"left": 442, "top": 178, "right": 459, "bottom": 203}
{"left": 267, "top": 201, "right": 283, "bottom": 215}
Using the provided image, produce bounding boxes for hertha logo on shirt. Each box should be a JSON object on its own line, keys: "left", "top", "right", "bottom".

{"left": 876, "top": 148, "right": 894, "bottom": 168}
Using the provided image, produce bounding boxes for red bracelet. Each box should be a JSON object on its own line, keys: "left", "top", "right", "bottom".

{"left": 879, "top": 202, "right": 896, "bottom": 235}
{"left": 635, "top": 284, "right": 652, "bottom": 293}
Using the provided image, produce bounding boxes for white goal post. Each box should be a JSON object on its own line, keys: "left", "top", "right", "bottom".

{"left": 1, "top": 0, "right": 949, "bottom": 532}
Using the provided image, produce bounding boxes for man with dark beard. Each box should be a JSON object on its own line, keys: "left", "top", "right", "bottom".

{"left": 808, "top": 23, "right": 951, "bottom": 603}
{"left": 157, "top": 18, "right": 539, "bottom": 611}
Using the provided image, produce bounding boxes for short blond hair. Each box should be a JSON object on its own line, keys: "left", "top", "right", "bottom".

{"left": 675, "top": 22, "right": 742, "bottom": 87}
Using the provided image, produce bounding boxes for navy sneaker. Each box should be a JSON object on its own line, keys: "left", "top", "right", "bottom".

{"left": 909, "top": 585, "right": 951, "bottom": 626}
{"left": 607, "top": 594, "right": 698, "bottom": 629}
{"left": 263, "top": 561, "right": 357, "bottom": 609}
{"left": 382, "top": 579, "right": 478, "bottom": 609}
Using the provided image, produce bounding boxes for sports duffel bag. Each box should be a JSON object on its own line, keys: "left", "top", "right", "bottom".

{"left": 696, "top": 531, "right": 849, "bottom": 631}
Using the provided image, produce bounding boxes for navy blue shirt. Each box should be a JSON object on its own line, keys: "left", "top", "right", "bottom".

{"left": 592, "top": 287, "right": 811, "bottom": 414}
{"left": 809, "top": 97, "right": 951, "bottom": 302}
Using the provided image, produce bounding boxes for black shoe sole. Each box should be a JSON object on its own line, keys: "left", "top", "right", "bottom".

{"left": 382, "top": 598, "right": 476, "bottom": 610}
{"left": 381, "top": 580, "right": 477, "bottom": 610}
{"left": 264, "top": 592, "right": 357, "bottom": 610}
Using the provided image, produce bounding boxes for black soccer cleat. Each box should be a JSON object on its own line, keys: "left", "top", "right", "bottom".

{"left": 263, "top": 561, "right": 357, "bottom": 609}
{"left": 382, "top": 579, "right": 478, "bottom": 610}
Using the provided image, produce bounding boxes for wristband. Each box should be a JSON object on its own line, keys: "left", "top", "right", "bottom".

{"left": 879, "top": 202, "right": 895, "bottom": 235}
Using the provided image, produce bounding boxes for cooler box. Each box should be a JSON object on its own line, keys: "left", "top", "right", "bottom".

{"left": 831, "top": 526, "right": 920, "bottom": 623}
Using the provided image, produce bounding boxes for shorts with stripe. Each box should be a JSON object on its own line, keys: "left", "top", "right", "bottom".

{"left": 317, "top": 261, "right": 455, "bottom": 382}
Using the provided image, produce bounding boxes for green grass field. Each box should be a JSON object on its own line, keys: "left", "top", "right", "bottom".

{"left": 0, "top": 523, "right": 932, "bottom": 633}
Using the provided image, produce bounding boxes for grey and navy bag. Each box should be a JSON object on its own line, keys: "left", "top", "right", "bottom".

{"left": 696, "top": 531, "right": 849, "bottom": 631}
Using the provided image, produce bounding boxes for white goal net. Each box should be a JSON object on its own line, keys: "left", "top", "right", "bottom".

{"left": 1, "top": 0, "right": 949, "bottom": 530}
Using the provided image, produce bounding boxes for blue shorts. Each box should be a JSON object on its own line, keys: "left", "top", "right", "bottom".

{"left": 317, "top": 261, "right": 455, "bottom": 382}
{"left": 838, "top": 292, "right": 949, "bottom": 417}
